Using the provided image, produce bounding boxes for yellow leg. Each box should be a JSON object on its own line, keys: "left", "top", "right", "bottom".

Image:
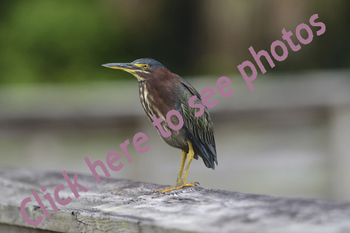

{"left": 180, "top": 142, "right": 194, "bottom": 186}
{"left": 176, "top": 150, "right": 187, "bottom": 185}
{"left": 155, "top": 142, "right": 197, "bottom": 194}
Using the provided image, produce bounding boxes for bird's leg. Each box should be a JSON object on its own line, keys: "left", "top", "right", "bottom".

{"left": 155, "top": 142, "right": 196, "bottom": 194}
{"left": 154, "top": 150, "right": 187, "bottom": 193}
{"left": 176, "top": 141, "right": 195, "bottom": 188}
{"left": 176, "top": 150, "right": 187, "bottom": 185}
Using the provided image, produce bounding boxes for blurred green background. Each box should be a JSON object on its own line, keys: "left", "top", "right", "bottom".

{"left": 0, "top": 0, "right": 349, "bottom": 84}
{"left": 1, "top": 0, "right": 350, "bottom": 202}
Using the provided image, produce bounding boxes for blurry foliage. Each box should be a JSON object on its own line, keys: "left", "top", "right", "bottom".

{"left": 0, "top": 0, "right": 349, "bottom": 84}
{"left": 0, "top": 0, "right": 199, "bottom": 84}
{"left": 0, "top": 1, "right": 123, "bottom": 83}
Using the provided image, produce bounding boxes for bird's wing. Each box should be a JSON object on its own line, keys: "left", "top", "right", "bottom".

{"left": 176, "top": 76, "right": 218, "bottom": 169}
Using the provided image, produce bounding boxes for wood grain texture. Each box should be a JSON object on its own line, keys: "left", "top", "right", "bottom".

{"left": 0, "top": 168, "right": 350, "bottom": 233}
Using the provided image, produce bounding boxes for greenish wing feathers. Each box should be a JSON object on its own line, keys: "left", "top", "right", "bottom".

{"left": 176, "top": 77, "right": 218, "bottom": 169}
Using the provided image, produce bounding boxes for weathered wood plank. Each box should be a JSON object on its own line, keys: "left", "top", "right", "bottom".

{"left": 0, "top": 224, "right": 57, "bottom": 233}
{"left": 1, "top": 168, "right": 350, "bottom": 233}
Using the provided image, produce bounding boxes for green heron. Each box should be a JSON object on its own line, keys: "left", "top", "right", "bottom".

{"left": 102, "top": 58, "right": 217, "bottom": 193}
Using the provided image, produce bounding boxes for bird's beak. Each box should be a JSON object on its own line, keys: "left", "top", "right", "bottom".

{"left": 102, "top": 63, "right": 140, "bottom": 72}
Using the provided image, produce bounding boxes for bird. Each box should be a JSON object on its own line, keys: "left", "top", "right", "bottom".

{"left": 102, "top": 58, "right": 217, "bottom": 193}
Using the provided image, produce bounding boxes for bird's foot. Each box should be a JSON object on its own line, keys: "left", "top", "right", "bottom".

{"left": 154, "top": 182, "right": 199, "bottom": 194}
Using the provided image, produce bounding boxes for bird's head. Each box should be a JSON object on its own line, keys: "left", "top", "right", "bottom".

{"left": 102, "top": 58, "right": 167, "bottom": 82}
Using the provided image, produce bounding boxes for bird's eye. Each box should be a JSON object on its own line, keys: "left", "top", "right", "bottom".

{"left": 143, "top": 64, "right": 149, "bottom": 69}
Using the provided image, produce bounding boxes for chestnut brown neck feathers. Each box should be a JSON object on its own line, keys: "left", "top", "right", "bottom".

{"left": 138, "top": 67, "right": 180, "bottom": 122}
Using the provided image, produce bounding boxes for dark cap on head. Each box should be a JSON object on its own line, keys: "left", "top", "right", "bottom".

{"left": 132, "top": 58, "right": 166, "bottom": 68}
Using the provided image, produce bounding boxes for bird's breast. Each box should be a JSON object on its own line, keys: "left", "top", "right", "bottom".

{"left": 139, "top": 81, "right": 188, "bottom": 150}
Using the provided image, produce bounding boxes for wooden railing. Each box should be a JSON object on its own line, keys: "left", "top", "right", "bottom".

{"left": 1, "top": 168, "right": 350, "bottom": 233}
